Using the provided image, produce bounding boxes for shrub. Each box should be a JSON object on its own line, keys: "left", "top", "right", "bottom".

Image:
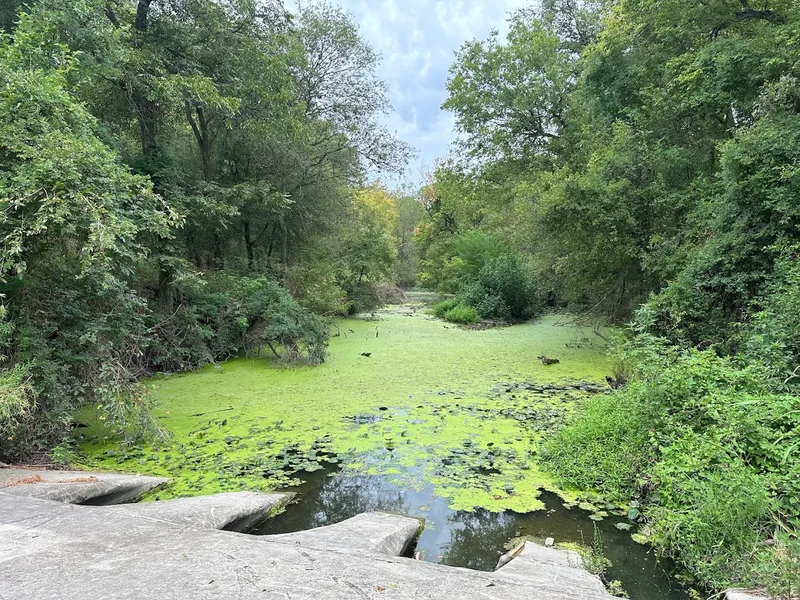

{"left": 652, "top": 439, "right": 772, "bottom": 589}
{"left": 285, "top": 262, "right": 348, "bottom": 316}
{"left": 462, "top": 255, "right": 539, "bottom": 320}
{"left": 745, "top": 245, "right": 800, "bottom": 388}
{"left": 433, "top": 298, "right": 460, "bottom": 318}
{"left": 544, "top": 342, "right": 800, "bottom": 590}
{"left": 541, "top": 386, "right": 652, "bottom": 497}
{"left": 443, "top": 304, "right": 479, "bottom": 324}
{"left": 150, "top": 274, "right": 329, "bottom": 370}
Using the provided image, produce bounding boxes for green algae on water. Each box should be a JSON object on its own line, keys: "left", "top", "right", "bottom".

{"left": 76, "top": 308, "right": 612, "bottom": 512}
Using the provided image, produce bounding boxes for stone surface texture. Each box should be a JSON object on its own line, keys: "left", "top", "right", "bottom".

{"left": 726, "top": 591, "right": 771, "bottom": 600}
{"left": 0, "top": 468, "right": 615, "bottom": 599}
{"left": 266, "top": 511, "right": 421, "bottom": 555}
{"left": 105, "top": 490, "right": 294, "bottom": 532}
{"left": 0, "top": 468, "right": 166, "bottom": 505}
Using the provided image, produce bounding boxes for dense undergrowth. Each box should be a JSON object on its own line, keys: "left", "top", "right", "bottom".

{"left": 544, "top": 329, "right": 800, "bottom": 596}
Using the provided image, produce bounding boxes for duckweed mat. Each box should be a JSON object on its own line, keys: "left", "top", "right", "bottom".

{"left": 77, "top": 308, "right": 613, "bottom": 512}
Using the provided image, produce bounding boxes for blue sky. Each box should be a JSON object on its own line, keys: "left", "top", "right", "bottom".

{"left": 293, "top": 1, "right": 532, "bottom": 186}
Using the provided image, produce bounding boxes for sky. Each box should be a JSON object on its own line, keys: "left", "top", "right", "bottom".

{"left": 293, "top": 0, "right": 532, "bottom": 186}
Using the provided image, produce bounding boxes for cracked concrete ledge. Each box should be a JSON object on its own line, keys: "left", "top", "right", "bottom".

{"left": 1, "top": 468, "right": 167, "bottom": 505}
{"left": 265, "top": 511, "right": 422, "bottom": 555}
{"left": 0, "top": 469, "right": 614, "bottom": 599}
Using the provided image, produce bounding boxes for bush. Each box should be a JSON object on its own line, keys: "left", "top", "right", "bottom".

{"left": 149, "top": 274, "right": 329, "bottom": 370}
{"left": 745, "top": 245, "right": 800, "bottom": 388}
{"left": 541, "top": 388, "right": 652, "bottom": 497}
{"left": 543, "top": 342, "right": 800, "bottom": 590}
{"left": 433, "top": 298, "right": 460, "bottom": 318}
{"left": 443, "top": 304, "right": 479, "bottom": 324}
{"left": 461, "top": 255, "right": 539, "bottom": 320}
{"left": 285, "top": 262, "right": 348, "bottom": 316}
{"left": 432, "top": 299, "right": 479, "bottom": 324}
{"left": 652, "top": 439, "right": 772, "bottom": 589}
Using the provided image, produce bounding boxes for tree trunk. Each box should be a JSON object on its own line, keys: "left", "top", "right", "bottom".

{"left": 134, "top": 89, "right": 158, "bottom": 156}
{"left": 132, "top": 0, "right": 157, "bottom": 159}
{"left": 185, "top": 101, "right": 212, "bottom": 181}
{"left": 213, "top": 233, "right": 224, "bottom": 270}
{"left": 279, "top": 218, "right": 288, "bottom": 267}
{"left": 243, "top": 220, "right": 255, "bottom": 270}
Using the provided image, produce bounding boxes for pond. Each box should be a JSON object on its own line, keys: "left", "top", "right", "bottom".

{"left": 76, "top": 299, "right": 689, "bottom": 598}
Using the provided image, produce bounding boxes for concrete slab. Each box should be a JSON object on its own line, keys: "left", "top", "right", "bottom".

{"left": 266, "top": 511, "right": 422, "bottom": 555}
{"left": 105, "top": 491, "right": 295, "bottom": 532}
{"left": 0, "top": 468, "right": 166, "bottom": 505}
{"left": 495, "top": 541, "right": 608, "bottom": 596}
{"left": 0, "top": 492, "right": 614, "bottom": 600}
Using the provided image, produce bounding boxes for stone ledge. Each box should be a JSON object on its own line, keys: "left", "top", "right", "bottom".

{"left": 0, "top": 491, "right": 614, "bottom": 599}
{"left": 266, "top": 511, "right": 422, "bottom": 555}
{"left": 1, "top": 468, "right": 167, "bottom": 504}
{"left": 105, "top": 490, "right": 294, "bottom": 532}
{"left": 726, "top": 590, "right": 773, "bottom": 600}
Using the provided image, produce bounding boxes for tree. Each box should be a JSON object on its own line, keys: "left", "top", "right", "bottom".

{"left": 293, "top": 1, "right": 413, "bottom": 173}
{"left": 443, "top": 10, "right": 574, "bottom": 163}
{"left": 0, "top": 20, "right": 178, "bottom": 454}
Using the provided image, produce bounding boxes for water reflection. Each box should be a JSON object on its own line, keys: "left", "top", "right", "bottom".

{"left": 255, "top": 468, "right": 689, "bottom": 600}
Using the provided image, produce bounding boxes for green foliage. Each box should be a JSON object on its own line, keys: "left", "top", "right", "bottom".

{"left": 643, "top": 90, "right": 800, "bottom": 347}
{"left": 418, "top": 223, "right": 539, "bottom": 322}
{"left": 580, "top": 524, "right": 612, "bottom": 576}
{"left": 442, "top": 304, "right": 479, "bottom": 325}
{"left": 545, "top": 341, "right": 800, "bottom": 590}
{"left": 462, "top": 255, "right": 539, "bottom": 321}
{"left": 432, "top": 299, "right": 479, "bottom": 325}
{"left": 418, "top": 229, "right": 505, "bottom": 294}
{"left": 0, "top": 363, "right": 37, "bottom": 446}
{"left": 435, "top": 5, "right": 800, "bottom": 590}
{"left": 745, "top": 245, "right": 800, "bottom": 387}
{"left": 443, "top": 9, "right": 572, "bottom": 162}
{"left": 606, "top": 580, "right": 629, "bottom": 599}
{"left": 0, "top": 24, "right": 177, "bottom": 456}
{"left": 541, "top": 387, "right": 651, "bottom": 496}
{"left": 651, "top": 443, "right": 772, "bottom": 589}
{"left": 432, "top": 298, "right": 459, "bottom": 318}
{"left": 753, "top": 534, "right": 800, "bottom": 599}
{"left": 0, "top": 0, "right": 406, "bottom": 460}
{"left": 146, "top": 274, "right": 328, "bottom": 370}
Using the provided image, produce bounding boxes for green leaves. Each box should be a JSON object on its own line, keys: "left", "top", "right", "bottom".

{"left": 444, "top": 11, "right": 572, "bottom": 163}
{"left": 0, "top": 46, "right": 177, "bottom": 282}
{"left": 544, "top": 341, "right": 800, "bottom": 590}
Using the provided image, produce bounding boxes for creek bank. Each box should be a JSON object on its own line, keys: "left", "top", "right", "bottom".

{"left": 0, "top": 468, "right": 615, "bottom": 600}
